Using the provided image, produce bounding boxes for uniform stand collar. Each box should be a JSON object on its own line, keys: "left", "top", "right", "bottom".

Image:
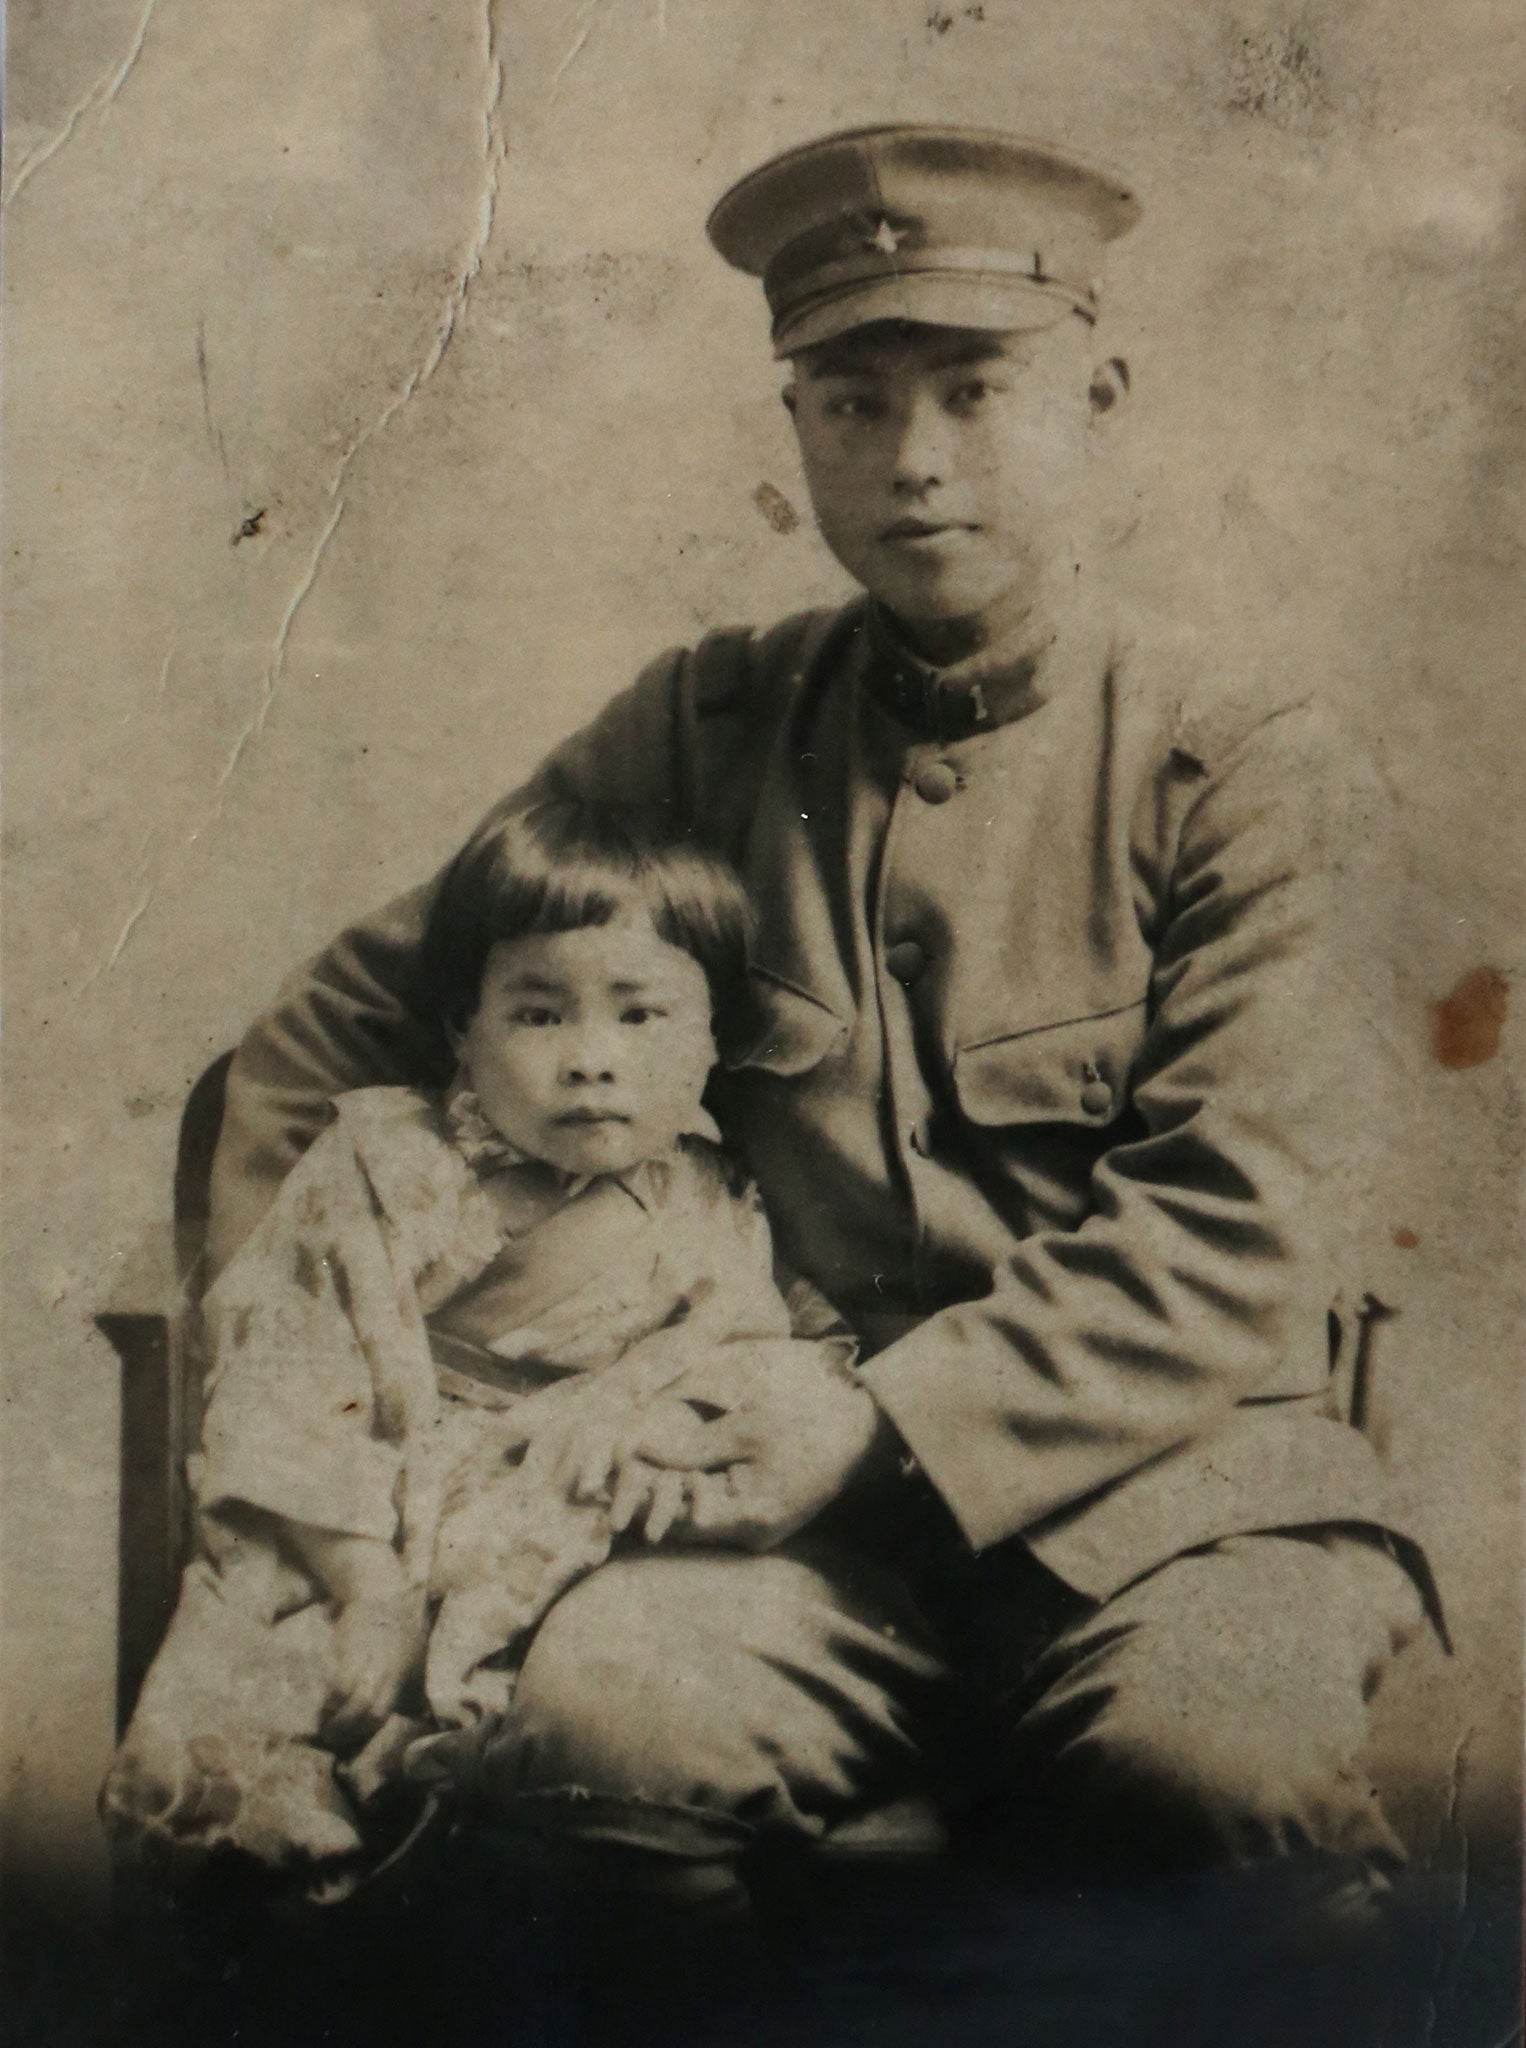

{"left": 864, "top": 598, "right": 1058, "bottom": 742}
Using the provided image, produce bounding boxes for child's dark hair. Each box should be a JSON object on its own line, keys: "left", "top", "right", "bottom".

{"left": 417, "top": 800, "right": 754, "bottom": 1050}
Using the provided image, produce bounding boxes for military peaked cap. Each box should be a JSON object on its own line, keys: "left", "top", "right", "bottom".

{"left": 707, "top": 123, "right": 1140, "bottom": 356}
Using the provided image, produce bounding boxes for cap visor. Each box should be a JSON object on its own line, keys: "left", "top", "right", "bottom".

{"left": 773, "top": 272, "right": 1084, "bottom": 357}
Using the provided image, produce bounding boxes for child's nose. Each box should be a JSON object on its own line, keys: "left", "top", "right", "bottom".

{"left": 561, "top": 1034, "right": 618, "bottom": 1085}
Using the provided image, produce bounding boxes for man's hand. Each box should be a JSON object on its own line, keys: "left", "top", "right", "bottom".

{"left": 501, "top": 1392, "right": 718, "bottom": 1544}
{"left": 616, "top": 1343, "right": 901, "bottom": 1552}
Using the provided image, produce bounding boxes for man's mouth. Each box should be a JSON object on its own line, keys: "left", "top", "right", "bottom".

{"left": 880, "top": 517, "right": 978, "bottom": 542}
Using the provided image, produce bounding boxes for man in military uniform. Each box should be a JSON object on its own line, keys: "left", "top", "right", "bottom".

{"left": 208, "top": 127, "right": 1435, "bottom": 2010}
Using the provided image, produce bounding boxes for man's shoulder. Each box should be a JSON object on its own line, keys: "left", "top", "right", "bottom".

{"left": 332, "top": 1083, "right": 447, "bottom": 1144}
{"left": 1102, "top": 593, "right": 1337, "bottom": 775}
{"left": 330, "top": 1086, "right": 466, "bottom": 1212}
{"left": 681, "top": 600, "right": 864, "bottom": 720}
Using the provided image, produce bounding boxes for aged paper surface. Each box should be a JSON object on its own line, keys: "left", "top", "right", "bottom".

{"left": 3, "top": 0, "right": 1522, "bottom": 2039}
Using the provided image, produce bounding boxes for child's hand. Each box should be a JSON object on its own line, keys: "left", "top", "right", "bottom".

{"left": 322, "top": 1584, "right": 428, "bottom": 1750}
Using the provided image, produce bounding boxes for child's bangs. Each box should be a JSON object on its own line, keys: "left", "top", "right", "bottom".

{"left": 506, "top": 859, "right": 637, "bottom": 941}
{"left": 420, "top": 800, "right": 754, "bottom": 1037}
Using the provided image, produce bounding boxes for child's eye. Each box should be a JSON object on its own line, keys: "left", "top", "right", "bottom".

{"left": 512, "top": 1005, "right": 561, "bottom": 1027}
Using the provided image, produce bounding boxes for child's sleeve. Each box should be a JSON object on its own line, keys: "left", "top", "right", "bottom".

{"left": 195, "top": 1120, "right": 435, "bottom": 1549}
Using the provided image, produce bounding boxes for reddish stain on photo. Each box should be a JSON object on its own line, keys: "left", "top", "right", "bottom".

{"left": 1430, "top": 966, "right": 1508, "bottom": 1071}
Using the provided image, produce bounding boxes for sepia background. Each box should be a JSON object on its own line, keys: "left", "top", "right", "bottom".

{"left": 4, "top": 0, "right": 1522, "bottom": 1927}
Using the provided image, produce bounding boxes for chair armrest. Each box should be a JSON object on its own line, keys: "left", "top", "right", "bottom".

{"left": 99, "top": 1222, "right": 181, "bottom": 1324}
{"left": 98, "top": 1225, "right": 194, "bottom": 1733}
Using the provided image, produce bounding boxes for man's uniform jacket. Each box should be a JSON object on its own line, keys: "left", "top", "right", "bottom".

{"left": 210, "top": 595, "right": 1410, "bottom": 1603}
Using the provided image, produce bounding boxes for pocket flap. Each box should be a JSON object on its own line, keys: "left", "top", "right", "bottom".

{"left": 953, "top": 1000, "right": 1147, "bottom": 1127}
{"left": 726, "top": 966, "right": 850, "bottom": 1078}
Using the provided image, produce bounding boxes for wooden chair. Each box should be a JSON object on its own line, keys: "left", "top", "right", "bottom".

{"left": 100, "top": 1051, "right": 232, "bottom": 1737}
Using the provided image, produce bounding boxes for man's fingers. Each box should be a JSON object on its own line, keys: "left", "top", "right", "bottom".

{"left": 567, "top": 1423, "right": 623, "bottom": 1503}
{"left": 669, "top": 1468, "right": 752, "bottom": 1544}
{"left": 641, "top": 1469, "right": 691, "bottom": 1545}
{"left": 608, "top": 1457, "right": 656, "bottom": 1536}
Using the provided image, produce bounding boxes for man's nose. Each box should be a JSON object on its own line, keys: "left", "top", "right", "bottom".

{"left": 891, "top": 394, "right": 954, "bottom": 494}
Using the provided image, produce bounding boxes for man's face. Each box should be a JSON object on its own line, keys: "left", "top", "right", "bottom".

{"left": 457, "top": 917, "right": 717, "bottom": 1178}
{"left": 785, "top": 320, "right": 1093, "bottom": 635}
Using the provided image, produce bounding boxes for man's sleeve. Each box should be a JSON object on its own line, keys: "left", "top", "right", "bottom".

{"left": 860, "top": 699, "right": 1353, "bottom": 1552}
{"left": 209, "top": 644, "right": 701, "bottom": 1275}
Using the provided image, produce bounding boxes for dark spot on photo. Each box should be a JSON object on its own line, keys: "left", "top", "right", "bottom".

{"left": 752, "top": 481, "right": 799, "bottom": 533}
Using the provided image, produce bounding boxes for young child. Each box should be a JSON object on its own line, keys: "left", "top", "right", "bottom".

{"left": 101, "top": 800, "right": 840, "bottom": 1878}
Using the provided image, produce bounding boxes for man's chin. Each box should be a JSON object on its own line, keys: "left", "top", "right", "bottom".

{"left": 862, "top": 569, "right": 1020, "bottom": 638}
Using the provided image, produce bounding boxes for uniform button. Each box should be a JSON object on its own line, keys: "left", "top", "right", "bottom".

{"left": 884, "top": 939, "right": 927, "bottom": 984}
{"left": 1079, "top": 1079, "right": 1113, "bottom": 1117}
{"left": 914, "top": 760, "right": 959, "bottom": 805}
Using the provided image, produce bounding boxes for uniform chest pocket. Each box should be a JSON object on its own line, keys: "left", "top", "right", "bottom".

{"left": 952, "top": 999, "right": 1149, "bottom": 1129}
{"left": 725, "top": 964, "right": 850, "bottom": 1079}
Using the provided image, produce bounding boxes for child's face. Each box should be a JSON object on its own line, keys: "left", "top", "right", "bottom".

{"left": 786, "top": 320, "right": 1092, "bottom": 636}
{"left": 456, "top": 914, "right": 717, "bottom": 1178}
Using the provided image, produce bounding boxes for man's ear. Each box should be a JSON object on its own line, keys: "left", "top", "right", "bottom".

{"left": 1087, "top": 356, "right": 1131, "bottom": 417}
{"left": 781, "top": 379, "right": 798, "bottom": 417}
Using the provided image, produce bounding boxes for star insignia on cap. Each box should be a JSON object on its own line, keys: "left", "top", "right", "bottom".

{"left": 868, "top": 217, "right": 906, "bottom": 255}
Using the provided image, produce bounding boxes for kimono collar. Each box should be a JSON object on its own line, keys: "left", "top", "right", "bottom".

{"left": 864, "top": 597, "right": 1059, "bottom": 742}
{"left": 444, "top": 1084, "right": 722, "bottom": 1215}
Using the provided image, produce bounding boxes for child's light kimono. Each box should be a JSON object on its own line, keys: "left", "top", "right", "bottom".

{"left": 102, "top": 1085, "right": 833, "bottom": 1871}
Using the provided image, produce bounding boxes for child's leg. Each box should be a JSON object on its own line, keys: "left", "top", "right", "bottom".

{"left": 428, "top": 1455, "right": 615, "bottom": 1725}
{"left": 103, "top": 1541, "right": 363, "bottom": 1867}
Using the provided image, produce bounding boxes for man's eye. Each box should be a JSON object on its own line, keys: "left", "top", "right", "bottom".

{"left": 948, "top": 379, "right": 990, "bottom": 413}
{"left": 512, "top": 1006, "right": 560, "bottom": 1027}
{"left": 825, "top": 393, "right": 882, "bottom": 422}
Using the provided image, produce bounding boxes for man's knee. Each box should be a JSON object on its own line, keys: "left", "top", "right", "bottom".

{"left": 1013, "top": 1534, "right": 1425, "bottom": 1868}
{"left": 483, "top": 1546, "right": 943, "bottom": 1841}
{"left": 508, "top": 1554, "right": 750, "bottom": 1804}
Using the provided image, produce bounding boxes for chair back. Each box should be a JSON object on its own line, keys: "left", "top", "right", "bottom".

{"left": 174, "top": 1049, "right": 234, "bottom": 1289}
